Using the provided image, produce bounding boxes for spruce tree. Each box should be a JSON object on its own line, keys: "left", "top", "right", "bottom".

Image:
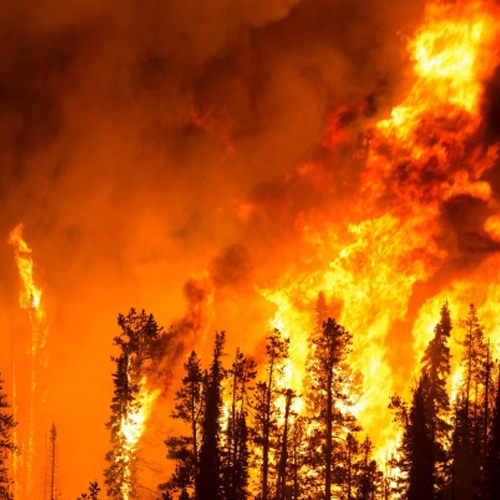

{"left": 222, "top": 348, "right": 256, "bottom": 500}
{"left": 421, "top": 301, "right": 452, "bottom": 497}
{"left": 252, "top": 329, "right": 289, "bottom": 500}
{"left": 306, "top": 318, "right": 359, "bottom": 500}
{"left": 161, "top": 351, "right": 204, "bottom": 497}
{"left": 0, "top": 373, "right": 16, "bottom": 500}
{"left": 390, "top": 375, "right": 435, "bottom": 500}
{"left": 196, "top": 332, "right": 226, "bottom": 500}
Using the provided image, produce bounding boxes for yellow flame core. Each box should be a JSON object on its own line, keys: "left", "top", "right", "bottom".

{"left": 118, "top": 377, "right": 160, "bottom": 500}
{"left": 8, "top": 224, "right": 44, "bottom": 316}
{"left": 262, "top": 0, "right": 500, "bottom": 467}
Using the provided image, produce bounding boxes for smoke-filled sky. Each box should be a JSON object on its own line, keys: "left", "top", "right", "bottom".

{"left": 9, "top": 0, "right": 495, "bottom": 497}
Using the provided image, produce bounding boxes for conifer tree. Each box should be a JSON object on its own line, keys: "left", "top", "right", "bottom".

{"left": 222, "top": 348, "right": 256, "bottom": 500}
{"left": 421, "top": 302, "right": 452, "bottom": 497}
{"left": 451, "top": 304, "right": 489, "bottom": 500}
{"left": 0, "top": 373, "right": 16, "bottom": 500}
{"left": 390, "top": 374, "right": 434, "bottom": 500}
{"left": 306, "top": 318, "right": 359, "bottom": 500}
{"left": 252, "top": 329, "right": 289, "bottom": 500}
{"left": 196, "top": 332, "right": 226, "bottom": 500}
{"left": 161, "top": 351, "right": 204, "bottom": 498}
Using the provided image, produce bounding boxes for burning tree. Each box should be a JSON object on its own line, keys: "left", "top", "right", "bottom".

{"left": 0, "top": 372, "right": 16, "bottom": 500}
{"left": 104, "top": 309, "right": 167, "bottom": 500}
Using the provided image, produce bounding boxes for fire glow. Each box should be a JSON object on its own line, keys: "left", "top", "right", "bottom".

{"left": 3, "top": 0, "right": 500, "bottom": 498}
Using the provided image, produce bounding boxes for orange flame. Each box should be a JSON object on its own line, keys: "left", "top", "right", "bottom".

{"left": 262, "top": 0, "right": 500, "bottom": 466}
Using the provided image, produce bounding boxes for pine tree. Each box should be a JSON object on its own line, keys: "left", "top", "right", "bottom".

{"left": 196, "top": 332, "right": 226, "bottom": 500}
{"left": 390, "top": 375, "right": 435, "bottom": 500}
{"left": 161, "top": 351, "right": 204, "bottom": 497}
{"left": 306, "top": 318, "right": 359, "bottom": 500}
{"left": 0, "top": 373, "right": 16, "bottom": 500}
{"left": 252, "top": 329, "right": 289, "bottom": 500}
{"left": 421, "top": 302, "right": 452, "bottom": 498}
{"left": 451, "top": 304, "right": 489, "bottom": 500}
{"left": 222, "top": 348, "right": 256, "bottom": 500}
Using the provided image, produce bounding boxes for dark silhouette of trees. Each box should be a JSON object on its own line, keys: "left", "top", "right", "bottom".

{"left": 77, "top": 481, "right": 101, "bottom": 500}
{"left": 306, "top": 317, "right": 359, "bottom": 500}
{"left": 420, "top": 301, "right": 452, "bottom": 497}
{"left": 390, "top": 374, "right": 435, "bottom": 500}
{"left": 252, "top": 329, "right": 289, "bottom": 500}
{"left": 222, "top": 348, "right": 256, "bottom": 500}
{"left": 161, "top": 351, "right": 204, "bottom": 498}
{"left": 450, "top": 304, "right": 489, "bottom": 500}
{"left": 0, "top": 372, "right": 16, "bottom": 500}
{"left": 196, "top": 332, "right": 226, "bottom": 500}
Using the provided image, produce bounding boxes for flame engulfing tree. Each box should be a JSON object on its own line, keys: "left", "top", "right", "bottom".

{"left": 0, "top": 372, "right": 16, "bottom": 500}
{"left": 104, "top": 309, "right": 166, "bottom": 500}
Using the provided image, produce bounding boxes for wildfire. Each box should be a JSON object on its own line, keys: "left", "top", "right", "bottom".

{"left": 117, "top": 377, "right": 161, "bottom": 500}
{"left": 262, "top": 0, "right": 500, "bottom": 466}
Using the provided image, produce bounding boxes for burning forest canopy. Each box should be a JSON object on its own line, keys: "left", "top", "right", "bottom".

{"left": 2, "top": 0, "right": 500, "bottom": 498}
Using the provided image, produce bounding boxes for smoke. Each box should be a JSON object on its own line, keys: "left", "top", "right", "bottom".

{"left": 0, "top": 0, "right": 433, "bottom": 496}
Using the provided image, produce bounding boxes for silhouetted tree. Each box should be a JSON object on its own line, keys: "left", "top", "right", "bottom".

{"left": 0, "top": 372, "right": 16, "bottom": 500}
{"left": 196, "top": 332, "right": 226, "bottom": 500}
{"left": 222, "top": 348, "right": 256, "bottom": 500}
{"left": 390, "top": 375, "right": 435, "bottom": 500}
{"left": 451, "top": 304, "right": 489, "bottom": 500}
{"left": 77, "top": 481, "right": 101, "bottom": 500}
{"left": 306, "top": 318, "right": 359, "bottom": 500}
{"left": 421, "top": 302, "right": 452, "bottom": 497}
{"left": 252, "top": 329, "right": 289, "bottom": 500}
{"left": 161, "top": 351, "right": 204, "bottom": 498}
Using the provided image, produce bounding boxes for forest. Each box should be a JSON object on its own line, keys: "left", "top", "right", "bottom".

{"left": 1, "top": 300, "right": 500, "bottom": 500}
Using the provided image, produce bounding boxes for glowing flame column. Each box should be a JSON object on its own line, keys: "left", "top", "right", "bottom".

{"left": 8, "top": 223, "right": 48, "bottom": 500}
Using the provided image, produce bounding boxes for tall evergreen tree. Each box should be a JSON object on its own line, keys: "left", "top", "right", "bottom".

{"left": 390, "top": 374, "right": 435, "bottom": 500}
{"left": 0, "top": 373, "right": 16, "bottom": 500}
{"left": 252, "top": 329, "right": 289, "bottom": 500}
{"left": 161, "top": 351, "right": 204, "bottom": 498}
{"left": 451, "top": 304, "right": 489, "bottom": 500}
{"left": 421, "top": 301, "right": 452, "bottom": 498}
{"left": 306, "top": 317, "right": 359, "bottom": 500}
{"left": 222, "top": 348, "right": 256, "bottom": 500}
{"left": 196, "top": 332, "right": 226, "bottom": 500}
